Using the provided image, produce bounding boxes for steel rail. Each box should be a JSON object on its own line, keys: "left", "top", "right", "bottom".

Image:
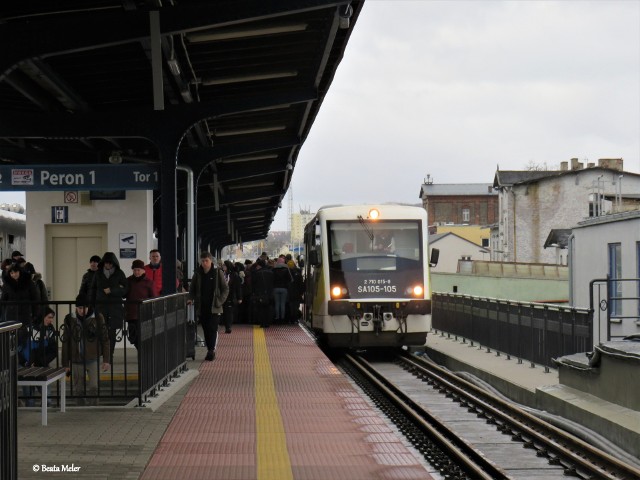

{"left": 344, "top": 353, "right": 508, "bottom": 480}
{"left": 401, "top": 353, "right": 640, "bottom": 480}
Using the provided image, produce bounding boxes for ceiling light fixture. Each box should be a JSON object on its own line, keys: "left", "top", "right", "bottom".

{"left": 202, "top": 70, "right": 298, "bottom": 86}
{"left": 212, "top": 126, "right": 285, "bottom": 137}
{"left": 227, "top": 182, "right": 274, "bottom": 190}
{"left": 188, "top": 23, "right": 308, "bottom": 43}
{"left": 220, "top": 154, "right": 278, "bottom": 164}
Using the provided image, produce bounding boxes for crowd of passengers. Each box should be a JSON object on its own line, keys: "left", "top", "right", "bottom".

{"left": 2, "top": 249, "right": 304, "bottom": 401}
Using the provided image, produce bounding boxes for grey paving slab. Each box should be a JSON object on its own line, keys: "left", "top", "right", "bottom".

{"left": 17, "top": 350, "right": 204, "bottom": 480}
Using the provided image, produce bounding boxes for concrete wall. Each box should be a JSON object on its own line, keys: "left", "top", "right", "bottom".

{"left": 25, "top": 190, "right": 154, "bottom": 278}
{"left": 432, "top": 272, "right": 569, "bottom": 303}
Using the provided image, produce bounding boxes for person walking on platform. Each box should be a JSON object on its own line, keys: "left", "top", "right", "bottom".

{"left": 221, "top": 260, "right": 242, "bottom": 334}
{"left": 188, "top": 252, "right": 228, "bottom": 361}
{"left": 272, "top": 257, "right": 292, "bottom": 324}
{"left": 287, "top": 259, "right": 304, "bottom": 323}
{"left": 61, "top": 294, "right": 110, "bottom": 406}
{"left": 251, "top": 258, "right": 274, "bottom": 328}
{"left": 125, "top": 259, "right": 154, "bottom": 349}
{"left": 90, "top": 252, "right": 128, "bottom": 366}
{"left": 79, "top": 255, "right": 101, "bottom": 296}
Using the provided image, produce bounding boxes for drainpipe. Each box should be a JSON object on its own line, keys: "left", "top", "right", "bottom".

{"left": 568, "top": 233, "right": 575, "bottom": 306}
{"left": 177, "top": 165, "right": 195, "bottom": 278}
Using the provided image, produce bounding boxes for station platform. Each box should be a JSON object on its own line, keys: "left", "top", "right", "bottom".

{"left": 17, "top": 324, "right": 436, "bottom": 480}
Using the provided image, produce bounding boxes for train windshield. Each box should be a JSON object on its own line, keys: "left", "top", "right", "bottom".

{"left": 327, "top": 220, "right": 423, "bottom": 299}
{"left": 328, "top": 220, "right": 422, "bottom": 266}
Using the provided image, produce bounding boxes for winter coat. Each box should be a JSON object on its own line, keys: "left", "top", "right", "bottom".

{"left": 188, "top": 266, "right": 229, "bottom": 315}
{"left": 79, "top": 268, "right": 98, "bottom": 296}
{"left": 273, "top": 263, "right": 292, "bottom": 289}
{"left": 1, "top": 270, "right": 40, "bottom": 324}
{"left": 20, "top": 319, "right": 58, "bottom": 367}
{"left": 61, "top": 309, "right": 110, "bottom": 365}
{"left": 251, "top": 267, "right": 274, "bottom": 304}
{"left": 288, "top": 266, "right": 304, "bottom": 302}
{"left": 90, "top": 252, "right": 128, "bottom": 329}
{"left": 223, "top": 271, "right": 243, "bottom": 306}
{"left": 125, "top": 273, "right": 154, "bottom": 321}
{"left": 144, "top": 263, "right": 163, "bottom": 297}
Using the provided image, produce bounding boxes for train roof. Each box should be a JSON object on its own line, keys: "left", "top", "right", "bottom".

{"left": 313, "top": 204, "right": 427, "bottom": 221}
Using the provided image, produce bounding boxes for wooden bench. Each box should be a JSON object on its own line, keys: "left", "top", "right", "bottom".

{"left": 17, "top": 366, "right": 67, "bottom": 426}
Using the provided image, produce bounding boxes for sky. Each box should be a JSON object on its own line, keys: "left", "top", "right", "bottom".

{"left": 272, "top": 0, "right": 640, "bottom": 230}
{"left": 1, "top": 1, "right": 639, "bottom": 234}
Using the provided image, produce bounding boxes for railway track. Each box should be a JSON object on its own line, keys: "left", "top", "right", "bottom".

{"left": 339, "top": 351, "right": 640, "bottom": 480}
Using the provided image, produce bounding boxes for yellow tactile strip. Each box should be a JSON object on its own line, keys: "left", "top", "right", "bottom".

{"left": 141, "top": 325, "right": 432, "bottom": 480}
{"left": 254, "top": 325, "right": 294, "bottom": 480}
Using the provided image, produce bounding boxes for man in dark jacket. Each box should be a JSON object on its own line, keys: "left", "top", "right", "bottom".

{"left": 79, "top": 255, "right": 101, "bottom": 296}
{"left": 251, "top": 259, "right": 275, "bottom": 329}
{"left": 188, "top": 252, "right": 229, "bottom": 361}
{"left": 90, "top": 252, "right": 128, "bottom": 365}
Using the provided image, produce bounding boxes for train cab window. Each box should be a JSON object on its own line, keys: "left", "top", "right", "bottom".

{"left": 328, "top": 220, "right": 422, "bottom": 270}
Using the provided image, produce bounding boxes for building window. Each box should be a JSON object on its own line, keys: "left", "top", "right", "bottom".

{"left": 481, "top": 238, "right": 489, "bottom": 247}
{"left": 608, "top": 243, "right": 622, "bottom": 316}
{"left": 462, "top": 208, "right": 470, "bottom": 223}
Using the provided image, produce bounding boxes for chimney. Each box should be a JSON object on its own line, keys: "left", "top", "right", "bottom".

{"left": 570, "top": 158, "right": 583, "bottom": 170}
{"left": 598, "top": 158, "right": 623, "bottom": 171}
{"left": 560, "top": 161, "right": 568, "bottom": 171}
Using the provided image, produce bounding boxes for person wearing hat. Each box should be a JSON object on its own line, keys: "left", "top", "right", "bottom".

{"left": 61, "top": 294, "right": 110, "bottom": 406}
{"left": 79, "top": 255, "right": 102, "bottom": 297}
{"left": 124, "top": 259, "right": 154, "bottom": 349}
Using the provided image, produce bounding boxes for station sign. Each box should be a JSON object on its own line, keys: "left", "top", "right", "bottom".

{"left": 0, "top": 164, "right": 160, "bottom": 191}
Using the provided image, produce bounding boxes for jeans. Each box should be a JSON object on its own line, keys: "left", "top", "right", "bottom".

{"left": 273, "top": 288, "right": 288, "bottom": 321}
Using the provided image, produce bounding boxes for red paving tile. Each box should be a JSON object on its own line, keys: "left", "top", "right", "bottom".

{"left": 140, "top": 325, "right": 434, "bottom": 480}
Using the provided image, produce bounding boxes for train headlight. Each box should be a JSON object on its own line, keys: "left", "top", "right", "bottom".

{"left": 331, "top": 286, "right": 348, "bottom": 298}
{"left": 368, "top": 208, "right": 380, "bottom": 220}
{"left": 407, "top": 285, "right": 423, "bottom": 297}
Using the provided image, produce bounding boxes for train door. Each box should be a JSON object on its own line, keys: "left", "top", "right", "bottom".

{"left": 45, "top": 224, "right": 107, "bottom": 301}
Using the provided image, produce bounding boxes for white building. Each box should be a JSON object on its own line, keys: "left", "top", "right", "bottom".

{"left": 26, "top": 189, "right": 155, "bottom": 303}
{"left": 492, "top": 158, "right": 640, "bottom": 264}
{"left": 570, "top": 209, "right": 640, "bottom": 343}
{"left": 429, "top": 232, "right": 489, "bottom": 274}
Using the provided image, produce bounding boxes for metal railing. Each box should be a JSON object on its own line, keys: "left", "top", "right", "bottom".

{"left": 0, "top": 321, "right": 20, "bottom": 480}
{"left": 590, "top": 277, "right": 640, "bottom": 343}
{"left": 432, "top": 292, "right": 593, "bottom": 371}
{"left": 2, "top": 295, "right": 188, "bottom": 407}
{"left": 138, "top": 294, "right": 188, "bottom": 405}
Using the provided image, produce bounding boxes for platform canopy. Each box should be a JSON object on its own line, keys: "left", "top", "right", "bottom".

{"left": 0, "top": 1, "right": 363, "bottom": 257}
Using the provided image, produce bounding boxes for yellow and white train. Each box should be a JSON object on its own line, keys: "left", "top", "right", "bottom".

{"left": 302, "top": 204, "right": 438, "bottom": 349}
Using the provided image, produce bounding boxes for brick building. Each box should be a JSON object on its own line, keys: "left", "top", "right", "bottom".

{"left": 418, "top": 180, "right": 499, "bottom": 230}
{"left": 492, "top": 158, "right": 640, "bottom": 264}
